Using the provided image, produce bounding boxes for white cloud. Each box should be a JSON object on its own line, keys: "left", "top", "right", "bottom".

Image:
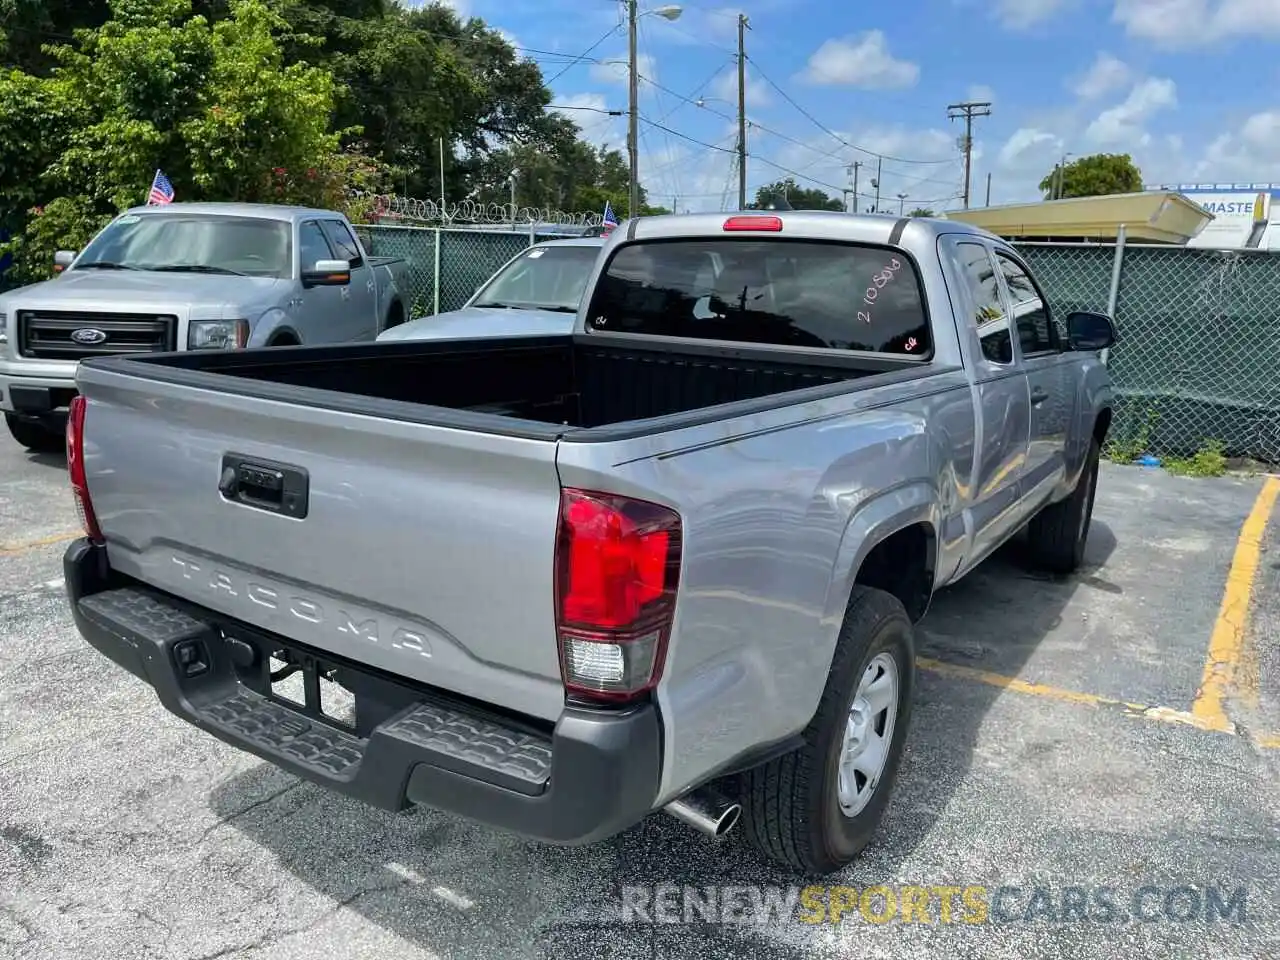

{"left": 551, "top": 92, "right": 622, "bottom": 149}
{"left": 994, "top": 0, "right": 1069, "bottom": 28}
{"left": 1071, "top": 53, "right": 1132, "bottom": 99}
{"left": 709, "top": 68, "right": 772, "bottom": 110}
{"left": 1112, "top": 0, "right": 1280, "bottom": 47}
{"left": 968, "top": 85, "right": 996, "bottom": 104}
{"left": 1085, "top": 76, "right": 1178, "bottom": 145}
{"left": 797, "top": 31, "right": 920, "bottom": 89}
{"left": 591, "top": 52, "right": 658, "bottom": 85}
{"left": 1194, "top": 110, "right": 1280, "bottom": 179}
{"left": 998, "top": 127, "right": 1063, "bottom": 169}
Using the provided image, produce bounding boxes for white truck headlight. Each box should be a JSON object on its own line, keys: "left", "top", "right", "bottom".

{"left": 189, "top": 319, "right": 248, "bottom": 350}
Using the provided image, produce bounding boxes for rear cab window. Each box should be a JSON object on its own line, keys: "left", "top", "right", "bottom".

{"left": 583, "top": 238, "right": 932, "bottom": 357}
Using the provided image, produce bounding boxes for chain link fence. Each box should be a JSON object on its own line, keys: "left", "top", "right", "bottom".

{"left": 355, "top": 224, "right": 578, "bottom": 317}
{"left": 1015, "top": 241, "right": 1280, "bottom": 466}
{"left": 352, "top": 225, "right": 1279, "bottom": 465}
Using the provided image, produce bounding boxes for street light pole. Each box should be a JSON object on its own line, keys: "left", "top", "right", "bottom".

{"left": 627, "top": 3, "right": 682, "bottom": 220}
{"left": 736, "top": 13, "right": 750, "bottom": 210}
{"left": 627, "top": 0, "right": 640, "bottom": 220}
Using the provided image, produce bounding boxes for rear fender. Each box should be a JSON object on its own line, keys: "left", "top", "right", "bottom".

{"left": 822, "top": 480, "right": 941, "bottom": 633}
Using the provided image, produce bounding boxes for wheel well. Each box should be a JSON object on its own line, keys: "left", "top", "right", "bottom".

{"left": 267, "top": 331, "right": 299, "bottom": 346}
{"left": 387, "top": 300, "right": 405, "bottom": 325}
{"left": 1093, "top": 407, "right": 1113, "bottom": 448}
{"left": 854, "top": 522, "right": 935, "bottom": 622}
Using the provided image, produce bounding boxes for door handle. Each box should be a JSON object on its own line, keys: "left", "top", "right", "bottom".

{"left": 1030, "top": 387, "right": 1049, "bottom": 404}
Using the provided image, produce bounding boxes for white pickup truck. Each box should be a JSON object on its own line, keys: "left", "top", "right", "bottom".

{"left": 0, "top": 202, "right": 407, "bottom": 452}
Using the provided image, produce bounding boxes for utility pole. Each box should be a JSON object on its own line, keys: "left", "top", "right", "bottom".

{"left": 736, "top": 14, "right": 750, "bottom": 210}
{"left": 947, "top": 100, "right": 991, "bottom": 209}
{"left": 627, "top": 0, "right": 640, "bottom": 219}
{"left": 847, "top": 161, "right": 861, "bottom": 212}
{"left": 985, "top": 171, "right": 992, "bottom": 206}
{"left": 873, "top": 157, "right": 882, "bottom": 213}
{"left": 1053, "top": 153, "right": 1072, "bottom": 199}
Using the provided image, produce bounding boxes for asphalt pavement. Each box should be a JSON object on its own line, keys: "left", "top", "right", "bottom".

{"left": 1, "top": 435, "right": 1277, "bottom": 960}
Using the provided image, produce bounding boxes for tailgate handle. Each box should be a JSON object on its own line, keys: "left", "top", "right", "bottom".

{"left": 219, "top": 453, "right": 309, "bottom": 519}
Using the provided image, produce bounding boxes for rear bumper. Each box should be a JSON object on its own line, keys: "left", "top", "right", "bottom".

{"left": 64, "top": 538, "right": 663, "bottom": 844}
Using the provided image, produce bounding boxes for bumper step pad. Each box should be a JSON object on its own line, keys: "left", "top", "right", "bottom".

{"left": 75, "top": 585, "right": 552, "bottom": 798}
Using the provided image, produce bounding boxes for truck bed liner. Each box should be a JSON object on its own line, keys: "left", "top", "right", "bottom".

{"left": 86, "top": 334, "right": 927, "bottom": 441}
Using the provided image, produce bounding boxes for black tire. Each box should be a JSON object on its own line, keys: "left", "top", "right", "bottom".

{"left": 738, "top": 585, "right": 916, "bottom": 874}
{"left": 385, "top": 302, "right": 405, "bottom": 328}
{"left": 1025, "top": 435, "right": 1100, "bottom": 575}
{"left": 266, "top": 334, "right": 299, "bottom": 347}
{"left": 5, "top": 413, "right": 64, "bottom": 454}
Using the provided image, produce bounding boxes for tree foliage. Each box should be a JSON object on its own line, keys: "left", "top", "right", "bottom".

{"left": 753, "top": 178, "right": 844, "bottom": 212}
{"left": 0, "top": 0, "right": 639, "bottom": 286}
{"left": 1039, "top": 153, "right": 1143, "bottom": 200}
{"left": 908, "top": 207, "right": 936, "bottom": 217}
{"left": 0, "top": 0, "right": 364, "bottom": 284}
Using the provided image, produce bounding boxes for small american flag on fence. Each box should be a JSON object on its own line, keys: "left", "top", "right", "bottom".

{"left": 147, "top": 169, "right": 174, "bottom": 205}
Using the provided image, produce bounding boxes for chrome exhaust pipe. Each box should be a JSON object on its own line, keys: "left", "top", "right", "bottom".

{"left": 664, "top": 787, "right": 742, "bottom": 838}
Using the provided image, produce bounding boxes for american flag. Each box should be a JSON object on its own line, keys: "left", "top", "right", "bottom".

{"left": 602, "top": 201, "right": 619, "bottom": 228}
{"left": 147, "top": 169, "right": 174, "bottom": 205}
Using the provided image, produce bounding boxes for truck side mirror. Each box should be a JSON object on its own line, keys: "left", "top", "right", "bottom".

{"left": 301, "top": 258, "right": 351, "bottom": 287}
{"left": 1065, "top": 310, "right": 1116, "bottom": 351}
{"left": 54, "top": 250, "right": 76, "bottom": 272}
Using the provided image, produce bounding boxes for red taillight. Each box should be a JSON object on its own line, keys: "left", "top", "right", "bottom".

{"left": 723, "top": 215, "right": 783, "bottom": 232}
{"left": 66, "top": 395, "right": 103, "bottom": 543}
{"left": 554, "top": 488, "right": 682, "bottom": 702}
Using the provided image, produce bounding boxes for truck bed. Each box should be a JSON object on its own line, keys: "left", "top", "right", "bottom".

{"left": 93, "top": 334, "right": 923, "bottom": 441}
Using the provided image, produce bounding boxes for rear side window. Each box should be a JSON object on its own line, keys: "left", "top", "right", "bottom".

{"left": 585, "top": 239, "right": 931, "bottom": 356}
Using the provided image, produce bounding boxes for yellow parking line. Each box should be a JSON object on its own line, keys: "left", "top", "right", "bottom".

{"left": 1191, "top": 476, "right": 1280, "bottom": 728}
{"left": 0, "top": 530, "right": 81, "bottom": 556}
{"left": 915, "top": 657, "right": 1278, "bottom": 748}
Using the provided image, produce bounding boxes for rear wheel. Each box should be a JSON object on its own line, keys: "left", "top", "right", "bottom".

{"left": 5, "top": 413, "right": 64, "bottom": 454}
{"left": 1025, "top": 435, "right": 1100, "bottom": 574}
{"left": 738, "top": 585, "right": 915, "bottom": 874}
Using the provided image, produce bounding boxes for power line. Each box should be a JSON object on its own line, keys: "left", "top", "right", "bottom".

{"left": 543, "top": 24, "right": 621, "bottom": 86}
{"left": 635, "top": 73, "right": 961, "bottom": 190}
{"left": 747, "top": 59, "right": 957, "bottom": 167}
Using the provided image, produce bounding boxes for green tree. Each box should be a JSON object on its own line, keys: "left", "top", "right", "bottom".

{"left": 272, "top": 0, "right": 577, "bottom": 204}
{"left": 1039, "top": 153, "right": 1143, "bottom": 200}
{"left": 754, "top": 177, "right": 843, "bottom": 211}
{"left": 908, "top": 207, "right": 936, "bottom": 217}
{"left": 0, "top": 0, "right": 375, "bottom": 285}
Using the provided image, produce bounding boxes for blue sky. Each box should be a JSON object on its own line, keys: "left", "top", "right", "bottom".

{"left": 422, "top": 0, "right": 1280, "bottom": 214}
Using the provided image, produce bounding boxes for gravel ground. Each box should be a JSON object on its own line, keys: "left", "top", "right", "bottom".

{"left": 1, "top": 436, "right": 1277, "bottom": 960}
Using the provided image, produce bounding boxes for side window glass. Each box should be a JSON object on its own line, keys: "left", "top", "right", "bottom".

{"left": 995, "top": 251, "right": 1057, "bottom": 356}
{"left": 298, "top": 221, "right": 333, "bottom": 271}
{"left": 321, "top": 220, "right": 363, "bottom": 266}
{"left": 956, "top": 242, "right": 1012, "bottom": 364}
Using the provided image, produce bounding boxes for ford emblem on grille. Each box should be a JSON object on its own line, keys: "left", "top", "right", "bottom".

{"left": 70, "top": 328, "right": 108, "bottom": 345}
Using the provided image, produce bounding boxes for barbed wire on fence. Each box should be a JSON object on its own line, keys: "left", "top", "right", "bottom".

{"left": 369, "top": 193, "right": 605, "bottom": 227}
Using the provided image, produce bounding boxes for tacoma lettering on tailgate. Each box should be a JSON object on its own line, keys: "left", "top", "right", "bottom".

{"left": 170, "top": 554, "right": 432, "bottom": 657}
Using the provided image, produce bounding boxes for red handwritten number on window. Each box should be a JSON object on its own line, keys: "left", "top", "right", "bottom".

{"left": 861, "top": 258, "right": 902, "bottom": 322}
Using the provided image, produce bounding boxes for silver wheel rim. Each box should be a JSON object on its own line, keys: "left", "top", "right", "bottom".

{"left": 837, "top": 652, "right": 899, "bottom": 817}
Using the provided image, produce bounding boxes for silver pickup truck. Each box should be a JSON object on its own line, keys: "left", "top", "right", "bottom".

{"left": 0, "top": 202, "right": 407, "bottom": 452}
{"left": 61, "top": 211, "right": 1116, "bottom": 874}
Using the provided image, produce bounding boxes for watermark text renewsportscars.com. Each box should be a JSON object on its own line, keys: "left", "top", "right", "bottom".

{"left": 617, "top": 882, "right": 1248, "bottom": 926}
